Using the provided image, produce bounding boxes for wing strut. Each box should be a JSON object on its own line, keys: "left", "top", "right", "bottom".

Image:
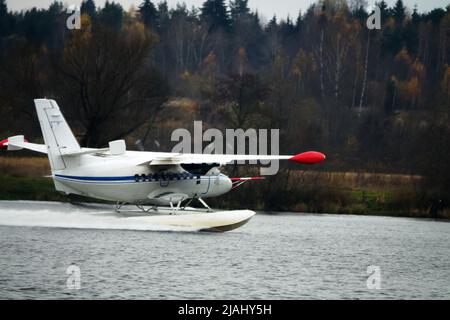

{"left": 230, "top": 177, "right": 265, "bottom": 190}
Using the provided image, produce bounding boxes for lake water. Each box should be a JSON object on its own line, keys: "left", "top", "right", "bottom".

{"left": 0, "top": 201, "right": 449, "bottom": 299}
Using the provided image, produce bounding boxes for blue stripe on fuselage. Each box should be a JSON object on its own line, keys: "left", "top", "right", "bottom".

{"left": 55, "top": 174, "right": 134, "bottom": 181}
{"left": 54, "top": 174, "right": 207, "bottom": 182}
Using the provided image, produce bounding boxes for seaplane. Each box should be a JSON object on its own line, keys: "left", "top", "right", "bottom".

{"left": 0, "top": 99, "right": 325, "bottom": 232}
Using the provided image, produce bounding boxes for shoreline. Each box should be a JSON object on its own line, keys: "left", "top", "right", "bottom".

{"left": 0, "top": 175, "right": 447, "bottom": 220}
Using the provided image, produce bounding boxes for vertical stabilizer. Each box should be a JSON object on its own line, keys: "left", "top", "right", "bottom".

{"left": 34, "top": 99, "right": 81, "bottom": 171}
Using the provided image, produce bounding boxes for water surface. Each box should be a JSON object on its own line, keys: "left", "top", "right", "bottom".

{"left": 0, "top": 201, "right": 449, "bottom": 299}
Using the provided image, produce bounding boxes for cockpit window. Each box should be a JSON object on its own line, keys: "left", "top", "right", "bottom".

{"left": 181, "top": 163, "right": 220, "bottom": 175}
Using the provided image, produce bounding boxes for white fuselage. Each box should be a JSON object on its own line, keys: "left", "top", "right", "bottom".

{"left": 52, "top": 151, "right": 232, "bottom": 205}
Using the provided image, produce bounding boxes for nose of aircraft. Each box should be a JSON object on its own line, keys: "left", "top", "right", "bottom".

{"left": 223, "top": 175, "right": 233, "bottom": 192}
{"left": 209, "top": 174, "right": 232, "bottom": 197}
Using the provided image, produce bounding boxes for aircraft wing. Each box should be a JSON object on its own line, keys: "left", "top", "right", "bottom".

{"left": 137, "top": 151, "right": 326, "bottom": 166}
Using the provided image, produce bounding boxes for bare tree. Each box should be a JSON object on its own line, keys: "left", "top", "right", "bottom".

{"left": 54, "top": 18, "right": 170, "bottom": 147}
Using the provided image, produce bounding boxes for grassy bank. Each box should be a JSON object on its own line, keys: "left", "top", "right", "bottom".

{"left": 0, "top": 174, "right": 446, "bottom": 219}
{"left": 0, "top": 157, "right": 448, "bottom": 219}
{"left": 0, "top": 175, "right": 68, "bottom": 202}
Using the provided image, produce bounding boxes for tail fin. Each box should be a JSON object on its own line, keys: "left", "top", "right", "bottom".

{"left": 34, "top": 99, "right": 81, "bottom": 171}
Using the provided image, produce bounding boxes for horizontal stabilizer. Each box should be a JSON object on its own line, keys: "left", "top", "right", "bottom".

{"left": 62, "top": 140, "right": 126, "bottom": 157}
{"left": 0, "top": 136, "right": 47, "bottom": 154}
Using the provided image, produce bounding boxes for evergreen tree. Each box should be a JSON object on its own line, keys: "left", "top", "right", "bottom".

{"left": 200, "top": 0, "right": 230, "bottom": 32}
{"left": 157, "top": 1, "right": 170, "bottom": 32}
{"left": 267, "top": 15, "right": 277, "bottom": 31}
{"left": 81, "top": 0, "right": 96, "bottom": 19}
{"left": 20, "top": 5, "right": 63, "bottom": 46}
{"left": 352, "top": 5, "right": 368, "bottom": 23}
{"left": 376, "top": 0, "right": 389, "bottom": 22}
{"left": 411, "top": 5, "right": 420, "bottom": 26}
{"left": 391, "top": 0, "right": 406, "bottom": 25}
{"left": 0, "top": 0, "right": 12, "bottom": 37}
{"left": 99, "top": 1, "right": 123, "bottom": 30}
{"left": 138, "top": 0, "right": 157, "bottom": 29}
{"left": 171, "top": 3, "right": 189, "bottom": 19}
{"left": 230, "top": 0, "right": 250, "bottom": 21}
{"left": 280, "top": 16, "right": 295, "bottom": 38}
{"left": 0, "top": 0, "right": 6, "bottom": 18}
{"left": 295, "top": 11, "right": 303, "bottom": 33}
{"left": 424, "top": 8, "right": 446, "bottom": 25}
{"left": 253, "top": 10, "right": 260, "bottom": 25}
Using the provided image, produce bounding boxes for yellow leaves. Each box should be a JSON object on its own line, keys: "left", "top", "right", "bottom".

{"left": 393, "top": 48, "right": 425, "bottom": 107}
{"left": 390, "top": 75, "right": 398, "bottom": 83}
{"left": 385, "top": 17, "right": 396, "bottom": 29}
{"left": 180, "top": 70, "right": 191, "bottom": 80}
{"left": 291, "top": 63, "right": 302, "bottom": 77}
{"left": 406, "top": 76, "right": 420, "bottom": 97}
{"left": 396, "top": 76, "right": 421, "bottom": 107}
{"left": 409, "top": 76, "right": 420, "bottom": 92}
{"left": 122, "top": 18, "right": 159, "bottom": 46}
{"left": 395, "top": 48, "right": 425, "bottom": 79}
{"left": 291, "top": 49, "right": 316, "bottom": 79}
{"left": 332, "top": 10, "right": 346, "bottom": 25}
{"left": 125, "top": 20, "right": 154, "bottom": 42}
{"left": 80, "top": 14, "right": 92, "bottom": 31}
{"left": 203, "top": 51, "right": 217, "bottom": 67}
{"left": 238, "top": 47, "right": 246, "bottom": 60}
{"left": 395, "top": 47, "right": 412, "bottom": 65}
{"left": 237, "top": 47, "right": 248, "bottom": 75}
{"left": 201, "top": 51, "right": 218, "bottom": 82}
{"left": 122, "top": 20, "right": 149, "bottom": 44}
{"left": 128, "top": 20, "right": 145, "bottom": 35}
{"left": 332, "top": 10, "right": 352, "bottom": 35}
{"left": 411, "top": 59, "right": 425, "bottom": 78}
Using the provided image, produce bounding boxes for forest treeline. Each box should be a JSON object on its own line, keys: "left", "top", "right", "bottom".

{"left": 0, "top": 0, "right": 449, "bottom": 214}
